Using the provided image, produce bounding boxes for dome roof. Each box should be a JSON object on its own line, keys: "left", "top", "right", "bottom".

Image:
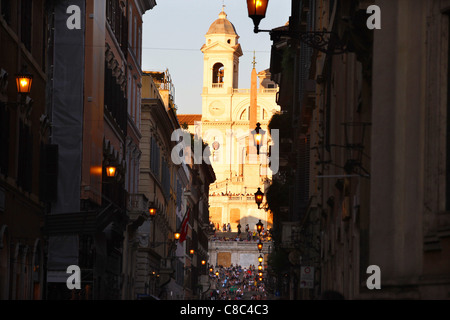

{"left": 206, "top": 10, "right": 238, "bottom": 36}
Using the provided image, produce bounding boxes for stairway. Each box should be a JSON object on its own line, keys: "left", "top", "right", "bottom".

{"left": 214, "top": 231, "right": 242, "bottom": 239}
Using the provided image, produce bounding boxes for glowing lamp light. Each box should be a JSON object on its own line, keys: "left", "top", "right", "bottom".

{"left": 258, "top": 264, "right": 263, "bottom": 271}
{"left": 201, "top": 260, "right": 206, "bottom": 265}
{"left": 148, "top": 206, "right": 157, "bottom": 218}
{"left": 106, "top": 166, "right": 116, "bottom": 177}
{"left": 256, "top": 220, "right": 264, "bottom": 234}
{"left": 258, "top": 255, "right": 263, "bottom": 263}
{"left": 190, "top": 249, "right": 195, "bottom": 255}
{"left": 90, "top": 166, "right": 103, "bottom": 176}
{"left": 255, "top": 188, "right": 264, "bottom": 209}
{"left": 255, "top": 124, "right": 262, "bottom": 145}
{"left": 16, "top": 71, "right": 33, "bottom": 94}
{"left": 174, "top": 232, "right": 181, "bottom": 241}
{"left": 246, "top": 0, "right": 269, "bottom": 33}
{"left": 255, "top": 132, "right": 262, "bottom": 144}
{"left": 257, "top": 241, "right": 263, "bottom": 252}
{"left": 253, "top": 122, "right": 264, "bottom": 155}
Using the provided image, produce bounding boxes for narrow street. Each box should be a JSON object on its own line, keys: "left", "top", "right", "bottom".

{"left": 1, "top": 0, "right": 449, "bottom": 304}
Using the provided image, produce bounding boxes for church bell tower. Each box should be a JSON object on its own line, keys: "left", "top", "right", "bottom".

{"left": 201, "top": 8, "right": 243, "bottom": 122}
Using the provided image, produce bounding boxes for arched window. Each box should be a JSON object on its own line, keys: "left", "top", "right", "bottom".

{"left": 212, "top": 63, "right": 224, "bottom": 87}
{"left": 240, "top": 108, "right": 249, "bottom": 120}
{"left": 212, "top": 139, "right": 220, "bottom": 162}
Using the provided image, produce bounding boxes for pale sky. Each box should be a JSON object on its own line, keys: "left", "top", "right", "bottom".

{"left": 141, "top": 0, "right": 292, "bottom": 115}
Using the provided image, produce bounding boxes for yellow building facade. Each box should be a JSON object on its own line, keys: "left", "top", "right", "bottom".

{"left": 179, "top": 9, "right": 280, "bottom": 237}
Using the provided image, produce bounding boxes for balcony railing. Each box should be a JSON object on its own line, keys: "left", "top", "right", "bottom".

{"left": 208, "top": 194, "right": 255, "bottom": 202}
{"left": 210, "top": 176, "right": 245, "bottom": 191}
{"left": 233, "top": 89, "right": 250, "bottom": 94}
{"left": 260, "top": 88, "right": 278, "bottom": 93}
{"left": 232, "top": 88, "right": 278, "bottom": 94}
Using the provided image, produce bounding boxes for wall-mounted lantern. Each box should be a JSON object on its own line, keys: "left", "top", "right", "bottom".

{"left": 254, "top": 188, "right": 264, "bottom": 209}
{"left": 106, "top": 166, "right": 116, "bottom": 177}
{"left": 16, "top": 68, "right": 33, "bottom": 94}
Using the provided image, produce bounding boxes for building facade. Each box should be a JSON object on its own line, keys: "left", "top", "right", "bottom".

{"left": 266, "top": 0, "right": 450, "bottom": 300}
{"left": 136, "top": 71, "right": 216, "bottom": 300}
{"left": 179, "top": 10, "right": 280, "bottom": 247}
{"left": 137, "top": 70, "right": 185, "bottom": 299}
{"left": 0, "top": 0, "right": 49, "bottom": 300}
{"left": 0, "top": 0, "right": 219, "bottom": 300}
{"left": 41, "top": 0, "right": 156, "bottom": 300}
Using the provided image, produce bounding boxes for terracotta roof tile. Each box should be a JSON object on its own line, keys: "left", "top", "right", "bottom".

{"left": 177, "top": 114, "right": 202, "bottom": 125}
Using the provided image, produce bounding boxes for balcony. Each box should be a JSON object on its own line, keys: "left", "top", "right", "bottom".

{"left": 127, "top": 193, "right": 149, "bottom": 218}
{"left": 126, "top": 193, "right": 150, "bottom": 230}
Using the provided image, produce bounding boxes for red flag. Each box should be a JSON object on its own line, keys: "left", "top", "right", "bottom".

{"left": 179, "top": 207, "right": 190, "bottom": 243}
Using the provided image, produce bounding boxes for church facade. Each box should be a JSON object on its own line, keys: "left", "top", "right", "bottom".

{"left": 178, "top": 9, "right": 279, "bottom": 267}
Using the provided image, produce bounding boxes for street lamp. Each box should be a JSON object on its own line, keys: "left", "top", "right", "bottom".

{"left": 148, "top": 203, "right": 157, "bottom": 219}
{"left": 257, "top": 240, "right": 263, "bottom": 252}
{"left": 245, "top": 0, "right": 348, "bottom": 54}
{"left": 246, "top": 0, "right": 269, "bottom": 33}
{"left": 190, "top": 249, "right": 195, "bottom": 255}
{"left": 258, "top": 264, "right": 263, "bottom": 271}
{"left": 256, "top": 220, "right": 263, "bottom": 235}
{"left": 174, "top": 232, "right": 181, "bottom": 241}
{"left": 253, "top": 122, "right": 264, "bottom": 155}
{"left": 258, "top": 255, "right": 263, "bottom": 263}
{"left": 254, "top": 188, "right": 264, "bottom": 209}
{"left": 106, "top": 165, "right": 117, "bottom": 177}
{"left": 15, "top": 68, "right": 33, "bottom": 94}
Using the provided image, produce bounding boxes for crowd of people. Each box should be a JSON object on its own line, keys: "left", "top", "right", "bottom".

{"left": 209, "top": 192, "right": 253, "bottom": 197}
{"left": 209, "top": 222, "right": 272, "bottom": 241}
{"left": 208, "top": 264, "right": 268, "bottom": 300}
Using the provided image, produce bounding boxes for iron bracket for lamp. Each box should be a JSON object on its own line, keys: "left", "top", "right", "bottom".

{"left": 255, "top": 28, "right": 348, "bottom": 55}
